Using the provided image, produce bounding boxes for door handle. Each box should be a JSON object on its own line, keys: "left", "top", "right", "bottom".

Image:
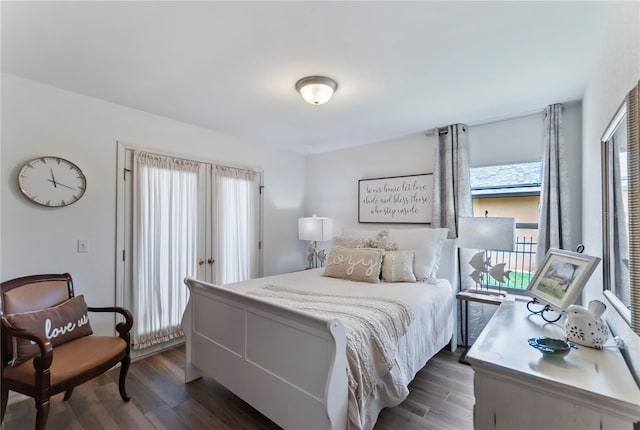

{"left": 207, "top": 258, "right": 215, "bottom": 264}
{"left": 198, "top": 259, "right": 205, "bottom": 266}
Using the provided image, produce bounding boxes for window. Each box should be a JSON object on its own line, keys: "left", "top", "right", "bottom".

{"left": 470, "top": 161, "right": 542, "bottom": 291}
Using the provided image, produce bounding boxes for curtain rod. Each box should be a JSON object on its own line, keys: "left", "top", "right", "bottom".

{"left": 424, "top": 106, "right": 565, "bottom": 136}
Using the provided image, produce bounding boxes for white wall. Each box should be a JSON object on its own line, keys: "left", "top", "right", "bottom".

{"left": 305, "top": 132, "right": 436, "bottom": 238}
{"left": 1, "top": 74, "right": 307, "bottom": 334}
{"left": 469, "top": 112, "right": 544, "bottom": 167}
{"left": 581, "top": 2, "right": 640, "bottom": 378}
{"left": 307, "top": 103, "right": 582, "bottom": 248}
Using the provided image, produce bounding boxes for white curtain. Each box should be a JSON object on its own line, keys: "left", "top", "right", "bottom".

{"left": 132, "top": 152, "right": 199, "bottom": 350}
{"left": 214, "top": 165, "right": 260, "bottom": 284}
{"left": 537, "top": 103, "right": 570, "bottom": 267}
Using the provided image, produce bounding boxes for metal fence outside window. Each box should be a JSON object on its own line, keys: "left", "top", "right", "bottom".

{"left": 483, "top": 235, "right": 538, "bottom": 291}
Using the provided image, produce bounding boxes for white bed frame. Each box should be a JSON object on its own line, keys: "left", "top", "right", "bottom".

{"left": 182, "top": 239, "right": 458, "bottom": 430}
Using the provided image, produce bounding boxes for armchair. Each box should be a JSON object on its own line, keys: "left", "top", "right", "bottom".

{"left": 0, "top": 273, "right": 133, "bottom": 430}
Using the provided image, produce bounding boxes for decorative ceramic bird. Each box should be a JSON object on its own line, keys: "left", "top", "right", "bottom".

{"left": 564, "top": 300, "right": 610, "bottom": 349}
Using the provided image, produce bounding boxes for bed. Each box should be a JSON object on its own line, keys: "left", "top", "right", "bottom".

{"left": 182, "top": 235, "right": 458, "bottom": 430}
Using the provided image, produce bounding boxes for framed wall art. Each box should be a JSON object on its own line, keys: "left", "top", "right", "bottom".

{"left": 358, "top": 173, "right": 433, "bottom": 224}
{"left": 526, "top": 248, "right": 600, "bottom": 311}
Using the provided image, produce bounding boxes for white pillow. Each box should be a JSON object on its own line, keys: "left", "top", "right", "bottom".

{"left": 387, "top": 228, "right": 449, "bottom": 281}
{"left": 381, "top": 250, "right": 417, "bottom": 283}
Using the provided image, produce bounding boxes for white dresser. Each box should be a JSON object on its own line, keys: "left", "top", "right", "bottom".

{"left": 467, "top": 300, "right": 640, "bottom": 430}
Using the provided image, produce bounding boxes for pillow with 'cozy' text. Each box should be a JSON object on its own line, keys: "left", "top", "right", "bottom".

{"left": 323, "top": 248, "right": 385, "bottom": 283}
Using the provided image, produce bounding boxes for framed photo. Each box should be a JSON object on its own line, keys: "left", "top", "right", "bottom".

{"left": 358, "top": 173, "right": 433, "bottom": 224}
{"left": 526, "top": 249, "right": 601, "bottom": 311}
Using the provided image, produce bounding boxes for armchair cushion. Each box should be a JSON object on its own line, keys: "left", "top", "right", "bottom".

{"left": 3, "top": 336, "right": 127, "bottom": 387}
{"left": 2, "top": 295, "right": 93, "bottom": 365}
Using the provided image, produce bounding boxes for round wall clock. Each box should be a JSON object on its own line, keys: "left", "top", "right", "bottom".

{"left": 18, "top": 156, "right": 87, "bottom": 207}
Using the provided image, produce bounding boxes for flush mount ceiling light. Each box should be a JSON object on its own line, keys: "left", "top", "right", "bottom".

{"left": 295, "top": 76, "right": 338, "bottom": 105}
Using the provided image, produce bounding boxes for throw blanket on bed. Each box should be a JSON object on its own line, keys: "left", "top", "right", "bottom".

{"left": 246, "top": 285, "right": 415, "bottom": 407}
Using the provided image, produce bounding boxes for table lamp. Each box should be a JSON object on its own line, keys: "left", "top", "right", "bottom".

{"left": 298, "top": 215, "right": 332, "bottom": 268}
{"left": 458, "top": 216, "right": 516, "bottom": 291}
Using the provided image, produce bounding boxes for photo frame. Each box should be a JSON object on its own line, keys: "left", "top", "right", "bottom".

{"left": 526, "top": 248, "right": 601, "bottom": 311}
{"left": 358, "top": 173, "right": 433, "bottom": 224}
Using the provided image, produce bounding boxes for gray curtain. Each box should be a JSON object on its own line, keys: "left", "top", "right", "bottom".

{"left": 537, "top": 103, "right": 570, "bottom": 267}
{"left": 432, "top": 124, "right": 473, "bottom": 241}
{"left": 432, "top": 124, "right": 482, "bottom": 342}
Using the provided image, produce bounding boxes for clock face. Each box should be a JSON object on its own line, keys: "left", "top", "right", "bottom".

{"left": 18, "top": 157, "right": 87, "bottom": 207}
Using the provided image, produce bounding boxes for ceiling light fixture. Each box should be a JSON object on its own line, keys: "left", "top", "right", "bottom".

{"left": 295, "top": 76, "right": 338, "bottom": 106}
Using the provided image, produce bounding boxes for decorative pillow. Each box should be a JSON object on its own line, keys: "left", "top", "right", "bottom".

{"left": 2, "top": 295, "right": 93, "bottom": 365}
{"left": 381, "top": 250, "right": 417, "bottom": 283}
{"left": 332, "top": 236, "right": 371, "bottom": 249}
{"left": 387, "top": 228, "right": 449, "bottom": 281}
{"left": 323, "top": 248, "right": 385, "bottom": 283}
{"left": 367, "top": 238, "right": 397, "bottom": 251}
{"left": 333, "top": 236, "right": 397, "bottom": 251}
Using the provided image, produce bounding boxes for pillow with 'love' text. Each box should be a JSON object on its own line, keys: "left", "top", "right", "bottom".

{"left": 2, "top": 295, "right": 93, "bottom": 365}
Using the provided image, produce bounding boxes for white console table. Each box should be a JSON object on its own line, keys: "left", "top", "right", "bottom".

{"left": 467, "top": 300, "right": 640, "bottom": 430}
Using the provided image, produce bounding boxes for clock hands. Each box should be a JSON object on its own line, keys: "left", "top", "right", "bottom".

{"left": 47, "top": 179, "right": 77, "bottom": 191}
{"left": 50, "top": 168, "right": 57, "bottom": 187}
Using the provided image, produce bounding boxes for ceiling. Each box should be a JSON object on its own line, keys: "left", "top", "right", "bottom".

{"left": 1, "top": 1, "right": 617, "bottom": 155}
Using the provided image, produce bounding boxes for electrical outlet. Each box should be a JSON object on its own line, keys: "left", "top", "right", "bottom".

{"left": 78, "top": 240, "right": 89, "bottom": 253}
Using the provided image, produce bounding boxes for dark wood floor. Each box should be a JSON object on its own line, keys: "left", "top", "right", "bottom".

{"left": 2, "top": 346, "right": 474, "bottom": 430}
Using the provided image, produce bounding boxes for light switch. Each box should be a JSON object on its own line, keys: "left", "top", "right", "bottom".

{"left": 78, "top": 240, "right": 89, "bottom": 253}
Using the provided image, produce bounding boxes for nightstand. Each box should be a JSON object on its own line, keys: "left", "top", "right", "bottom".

{"left": 456, "top": 288, "right": 511, "bottom": 363}
{"left": 467, "top": 300, "right": 640, "bottom": 429}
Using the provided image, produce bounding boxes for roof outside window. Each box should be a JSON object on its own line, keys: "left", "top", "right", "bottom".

{"left": 471, "top": 161, "right": 542, "bottom": 198}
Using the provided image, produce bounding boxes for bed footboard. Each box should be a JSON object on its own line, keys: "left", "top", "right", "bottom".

{"left": 182, "top": 277, "right": 349, "bottom": 430}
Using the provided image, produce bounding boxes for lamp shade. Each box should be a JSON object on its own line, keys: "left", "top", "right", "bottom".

{"left": 457, "top": 217, "right": 516, "bottom": 251}
{"left": 298, "top": 216, "right": 332, "bottom": 241}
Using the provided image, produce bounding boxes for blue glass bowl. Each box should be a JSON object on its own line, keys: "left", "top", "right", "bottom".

{"left": 528, "top": 337, "right": 577, "bottom": 358}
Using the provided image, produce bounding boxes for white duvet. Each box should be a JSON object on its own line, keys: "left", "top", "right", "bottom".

{"left": 224, "top": 269, "right": 454, "bottom": 430}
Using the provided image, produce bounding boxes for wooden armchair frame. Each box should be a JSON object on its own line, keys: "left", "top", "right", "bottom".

{"left": 0, "top": 273, "right": 133, "bottom": 430}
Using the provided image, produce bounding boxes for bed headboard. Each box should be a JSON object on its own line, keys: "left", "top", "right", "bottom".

{"left": 436, "top": 238, "right": 458, "bottom": 292}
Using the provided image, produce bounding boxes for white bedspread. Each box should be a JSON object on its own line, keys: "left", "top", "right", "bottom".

{"left": 247, "top": 284, "right": 414, "bottom": 416}
{"left": 224, "top": 269, "right": 454, "bottom": 430}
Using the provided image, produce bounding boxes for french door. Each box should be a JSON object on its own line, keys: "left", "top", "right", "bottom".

{"left": 116, "top": 144, "right": 262, "bottom": 352}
